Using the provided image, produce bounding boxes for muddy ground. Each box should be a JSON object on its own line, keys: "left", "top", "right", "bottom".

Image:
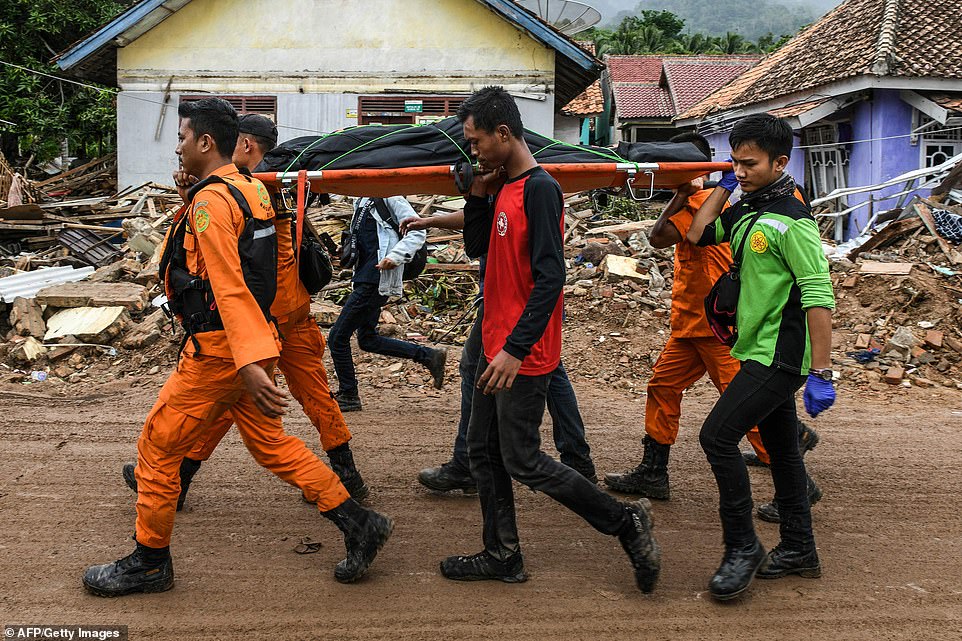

{"left": 2, "top": 326, "right": 962, "bottom": 641}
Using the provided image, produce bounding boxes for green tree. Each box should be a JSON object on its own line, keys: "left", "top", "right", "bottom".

{"left": 0, "top": 0, "right": 125, "bottom": 166}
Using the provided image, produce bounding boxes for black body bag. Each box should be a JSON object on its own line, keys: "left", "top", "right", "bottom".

{"left": 705, "top": 211, "right": 764, "bottom": 346}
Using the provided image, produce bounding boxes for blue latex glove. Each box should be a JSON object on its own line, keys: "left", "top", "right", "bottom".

{"left": 718, "top": 157, "right": 737, "bottom": 192}
{"left": 803, "top": 374, "right": 836, "bottom": 418}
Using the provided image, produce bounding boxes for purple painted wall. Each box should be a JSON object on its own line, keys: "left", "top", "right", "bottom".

{"left": 845, "top": 89, "right": 920, "bottom": 234}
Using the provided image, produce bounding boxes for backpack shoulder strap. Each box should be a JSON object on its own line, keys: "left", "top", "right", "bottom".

{"left": 731, "top": 210, "right": 766, "bottom": 266}
{"left": 187, "top": 175, "right": 255, "bottom": 222}
{"left": 371, "top": 197, "right": 401, "bottom": 236}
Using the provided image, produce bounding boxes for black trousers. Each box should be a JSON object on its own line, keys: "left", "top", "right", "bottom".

{"left": 467, "top": 361, "right": 626, "bottom": 560}
{"left": 699, "top": 359, "right": 814, "bottom": 550}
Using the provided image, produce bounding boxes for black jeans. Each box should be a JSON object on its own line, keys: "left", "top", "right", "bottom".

{"left": 467, "top": 361, "right": 626, "bottom": 560}
{"left": 450, "top": 305, "right": 593, "bottom": 474}
{"left": 699, "top": 359, "right": 813, "bottom": 550}
{"left": 328, "top": 281, "right": 430, "bottom": 395}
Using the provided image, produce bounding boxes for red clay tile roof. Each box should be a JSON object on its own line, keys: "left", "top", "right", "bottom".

{"left": 679, "top": 0, "right": 962, "bottom": 121}
{"left": 562, "top": 41, "right": 604, "bottom": 117}
{"left": 608, "top": 55, "right": 761, "bottom": 120}
{"left": 768, "top": 98, "right": 830, "bottom": 118}
{"left": 927, "top": 93, "right": 962, "bottom": 115}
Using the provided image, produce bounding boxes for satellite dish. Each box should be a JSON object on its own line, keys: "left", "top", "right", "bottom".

{"left": 516, "top": 0, "right": 602, "bottom": 35}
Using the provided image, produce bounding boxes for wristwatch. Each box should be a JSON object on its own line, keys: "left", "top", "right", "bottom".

{"left": 809, "top": 368, "right": 834, "bottom": 381}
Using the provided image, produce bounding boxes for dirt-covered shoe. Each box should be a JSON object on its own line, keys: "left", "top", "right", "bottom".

{"left": 604, "top": 436, "right": 670, "bottom": 500}
{"left": 83, "top": 545, "right": 173, "bottom": 597}
{"left": 708, "top": 539, "right": 767, "bottom": 601}
{"left": 426, "top": 348, "right": 448, "bottom": 390}
{"left": 618, "top": 499, "right": 661, "bottom": 593}
{"left": 334, "top": 391, "right": 362, "bottom": 412}
{"left": 440, "top": 550, "right": 527, "bottom": 583}
{"left": 757, "top": 475, "right": 823, "bottom": 523}
{"left": 417, "top": 461, "right": 477, "bottom": 494}
{"left": 322, "top": 499, "right": 394, "bottom": 583}
{"left": 756, "top": 544, "right": 821, "bottom": 579}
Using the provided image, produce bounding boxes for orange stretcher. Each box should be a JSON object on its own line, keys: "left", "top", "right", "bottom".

{"left": 253, "top": 161, "right": 730, "bottom": 200}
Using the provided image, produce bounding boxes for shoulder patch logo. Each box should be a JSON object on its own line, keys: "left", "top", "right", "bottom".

{"left": 497, "top": 211, "right": 508, "bottom": 237}
{"left": 256, "top": 184, "right": 271, "bottom": 210}
{"left": 194, "top": 204, "right": 211, "bottom": 233}
{"left": 749, "top": 230, "right": 769, "bottom": 254}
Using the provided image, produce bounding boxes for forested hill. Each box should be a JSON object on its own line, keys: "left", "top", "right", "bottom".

{"left": 595, "top": 0, "right": 842, "bottom": 40}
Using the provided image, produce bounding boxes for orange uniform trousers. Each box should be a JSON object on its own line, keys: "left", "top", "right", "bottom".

{"left": 134, "top": 351, "right": 349, "bottom": 549}
{"left": 645, "top": 335, "right": 769, "bottom": 464}
{"left": 188, "top": 309, "right": 351, "bottom": 461}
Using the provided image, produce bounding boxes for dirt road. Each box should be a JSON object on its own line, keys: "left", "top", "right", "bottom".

{"left": 2, "top": 364, "right": 961, "bottom": 640}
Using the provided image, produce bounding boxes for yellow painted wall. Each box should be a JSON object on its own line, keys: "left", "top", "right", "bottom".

{"left": 117, "top": 0, "right": 555, "bottom": 93}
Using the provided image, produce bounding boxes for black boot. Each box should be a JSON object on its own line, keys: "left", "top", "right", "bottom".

{"left": 417, "top": 460, "right": 477, "bottom": 494}
{"left": 121, "top": 458, "right": 201, "bottom": 512}
{"left": 334, "top": 390, "right": 362, "bottom": 412}
{"left": 83, "top": 542, "right": 174, "bottom": 597}
{"left": 603, "top": 435, "right": 670, "bottom": 499}
{"left": 425, "top": 348, "right": 447, "bottom": 390}
{"left": 440, "top": 550, "right": 527, "bottom": 583}
{"left": 322, "top": 498, "right": 394, "bottom": 583}
{"left": 617, "top": 499, "right": 661, "bottom": 593}
{"left": 756, "top": 544, "right": 821, "bottom": 579}
{"left": 756, "top": 474, "right": 822, "bottom": 523}
{"left": 742, "top": 420, "right": 820, "bottom": 468}
{"left": 327, "top": 443, "right": 370, "bottom": 501}
{"left": 708, "top": 539, "right": 767, "bottom": 601}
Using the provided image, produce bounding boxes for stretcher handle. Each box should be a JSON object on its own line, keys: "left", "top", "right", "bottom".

{"left": 295, "top": 169, "right": 307, "bottom": 261}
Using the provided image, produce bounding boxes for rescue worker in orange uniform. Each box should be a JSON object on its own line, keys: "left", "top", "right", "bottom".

{"left": 605, "top": 133, "right": 818, "bottom": 505}
{"left": 121, "top": 114, "right": 367, "bottom": 508}
{"left": 83, "top": 99, "right": 391, "bottom": 597}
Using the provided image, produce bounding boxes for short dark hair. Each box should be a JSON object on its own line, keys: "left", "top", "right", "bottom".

{"left": 456, "top": 86, "right": 524, "bottom": 138}
{"left": 178, "top": 98, "right": 239, "bottom": 157}
{"left": 729, "top": 113, "right": 793, "bottom": 161}
{"left": 669, "top": 131, "right": 711, "bottom": 160}
{"left": 247, "top": 133, "right": 276, "bottom": 153}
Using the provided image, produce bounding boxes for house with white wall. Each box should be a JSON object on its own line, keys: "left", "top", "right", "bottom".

{"left": 56, "top": 0, "right": 602, "bottom": 189}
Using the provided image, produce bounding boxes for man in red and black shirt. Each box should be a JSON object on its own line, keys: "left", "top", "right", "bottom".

{"left": 438, "top": 87, "right": 660, "bottom": 593}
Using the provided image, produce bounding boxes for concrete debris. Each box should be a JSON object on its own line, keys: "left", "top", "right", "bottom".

{"left": 44, "top": 306, "right": 130, "bottom": 343}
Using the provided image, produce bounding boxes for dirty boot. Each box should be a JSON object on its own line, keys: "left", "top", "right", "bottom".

{"left": 121, "top": 458, "right": 201, "bottom": 512}
{"left": 440, "top": 550, "right": 527, "bottom": 583}
{"left": 756, "top": 474, "right": 822, "bottom": 523}
{"left": 756, "top": 544, "right": 821, "bottom": 579}
{"left": 425, "top": 348, "right": 447, "bottom": 390}
{"left": 83, "top": 542, "right": 174, "bottom": 597}
{"left": 334, "top": 390, "right": 362, "bottom": 412}
{"left": 322, "top": 498, "right": 394, "bottom": 583}
{"left": 618, "top": 499, "right": 661, "bottom": 593}
{"left": 567, "top": 460, "right": 598, "bottom": 484}
{"left": 708, "top": 538, "right": 767, "bottom": 601}
{"left": 327, "top": 443, "right": 370, "bottom": 501}
{"left": 417, "top": 460, "right": 477, "bottom": 494}
{"left": 603, "top": 435, "right": 670, "bottom": 499}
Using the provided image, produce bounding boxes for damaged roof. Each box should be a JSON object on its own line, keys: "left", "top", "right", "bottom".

{"left": 679, "top": 0, "right": 962, "bottom": 121}
{"left": 607, "top": 55, "right": 760, "bottom": 120}
{"left": 54, "top": 0, "right": 603, "bottom": 110}
{"left": 561, "top": 42, "right": 604, "bottom": 117}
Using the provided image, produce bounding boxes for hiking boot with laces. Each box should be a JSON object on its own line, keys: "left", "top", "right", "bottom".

{"left": 417, "top": 461, "right": 477, "bottom": 494}
{"left": 618, "top": 499, "right": 661, "bottom": 593}
{"left": 708, "top": 539, "right": 767, "bottom": 601}
{"left": 604, "top": 435, "right": 670, "bottom": 499}
{"left": 83, "top": 544, "right": 174, "bottom": 597}
{"left": 756, "top": 544, "right": 821, "bottom": 579}
{"left": 756, "top": 474, "right": 823, "bottom": 523}
{"left": 322, "top": 498, "right": 394, "bottom": 583}
{"left": 121, "top": 458, "right": 201, "bottom": 512}
{"left": 439, "top": 550, "right": 527, "bottom": 583}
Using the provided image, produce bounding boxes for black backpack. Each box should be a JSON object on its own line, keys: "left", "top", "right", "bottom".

{"left": 370, "top": 198, "right": 428, "bottom": 281}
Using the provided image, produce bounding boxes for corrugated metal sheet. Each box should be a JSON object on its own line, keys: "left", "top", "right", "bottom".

{"left": 0, "top": 266, "right": 95, "bottom": 303}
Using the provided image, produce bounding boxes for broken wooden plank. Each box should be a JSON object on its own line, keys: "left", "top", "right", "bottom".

{"left": 44, "top": 306, "right": 130, "bottom": 343}
{"left": 847, "top": 217, "right": 923, "bottom": 260}
{"left": 916, "top": 200, "right": 962, "bottom": 265}
{"left": 9, "top": 297, "right": 46, "bottom": 338}
{"left": 859, "top": 261, "right": 914, "bottom": 275}
{"left": 585, "top": 220, "right": 654, "bottom": 240}
{"left": 35, "top": 282, "right": 148, "bottom": 312}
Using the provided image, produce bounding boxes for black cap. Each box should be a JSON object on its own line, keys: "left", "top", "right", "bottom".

{"left": 238, "top": 114, "right": 278, "bottom": 145}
